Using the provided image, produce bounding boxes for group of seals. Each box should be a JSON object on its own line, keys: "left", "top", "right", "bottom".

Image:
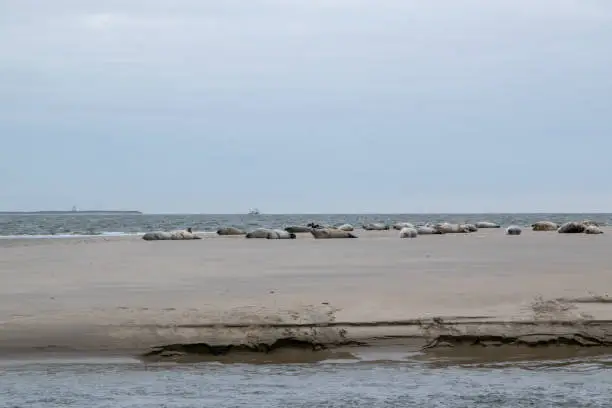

{"left": 531, "top": 220, "right": 604, "bottom": 234}
{"left": 143, "top": 219, "right": 606, "bottom": 242}
{"left": 142, "top": 228, "right": 201, "bottom": 241}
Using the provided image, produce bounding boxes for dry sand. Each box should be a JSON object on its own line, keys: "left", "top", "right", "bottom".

{"left": 1, "top": 228, "right": 612, "bottom": 361}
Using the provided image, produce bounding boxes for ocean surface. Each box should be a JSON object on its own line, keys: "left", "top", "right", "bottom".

{"left": 1, "top": 356, "right": 611, "bottom": 407}
{"left": 0, "top": 212, "right": 610, "bottom": 237}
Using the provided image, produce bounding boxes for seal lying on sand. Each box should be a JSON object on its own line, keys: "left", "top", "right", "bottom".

{"left": 558, "top": 222, "right": 586, "bottom": 234}
{"left": 532, "top": 221, "right": 558, "bottom": 231}
{"left": 582, "top": 220, "right": 601, "bottom": 227}
{"left": 416, "top": 225, "right": 444, "bottom": 235}
{"left": 268, "top": 229, "right": 296, "bottom": 239}
{"left": 142, "top": 228, "right": 201, "bottom": 241}
{"left": 336, "top": 223, "right": 354, "bottom": 231}
{"left": 585, "top": 225, "right": 604, "bottom": 234}
{"left": 475, "top": 221, "right": 500, "bottom": 228}
{"left": 217, "top": 227, "right": 246, "bottom": 236}
{"left": 399, "top": 227, "right": 418, "bottom": 238}
{"left": 310, "top": 228, "right": 357, "bottom": 239}
{"left": 392, "top": 222, "right": 414, "bottom": 230}
{"left": 462, "top": 223, "right": 478, "bottom": 232}
{"left": 284, "top": 226, "right": 312, "bottom": 234}
{"left": 362, "top": 223, "right": 389, "bottom": 231}
{"left": 246, "top": 228, "right": 296, "bottom": 239}
{"left": 505, "top": 225, "right": 522, "bottom": 235}
{"left": 435, "top": 223, "right": 473, "bottom": 233}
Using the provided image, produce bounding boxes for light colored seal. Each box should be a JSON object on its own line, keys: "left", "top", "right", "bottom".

{"left": 392, "top": 222, "right": 415, "bottom": 230}
{"left": 142, "top": 228, "right": 201, "bottom": 241}
{"left": 532, "top": 221, "right": 558, "bottom": 231}
{"left": 475, "top": 221, "right": 500, "bottom": 228}
{"left": 310, "top": 228, "right": 357, "bottom": 239}
{"left": 399, "top": 227, "right": 418, "bottom": 238}
{"left": 435, "top": 223, "right": 472, "bottom": 233}
{"left": 585, "top": 225, "right": 604, "bottom": 234}
{"left": 245, "top": 228, "right": 273, "bottom": 238}
{"left": 142, "top": 231, "right": 173, "bottom": 241}
{"left": 217, "top": 227, "right": 246, "bottom": 236}
{"left": 284, "top": 226, "right": 313, "bottom": 234}
{"left": 582, "top": 220, "right": 601, "bottom": 227}
{"left": 505, "top": 225, "right": 522, "bottom": 235}
{"left": 416, "top": 226, "right": 444, "bottom": 235}
{"left": 557, "top": 222, "right": 586, "bottom": 234}
{"left": 362, "top": 223, "right": 389, "bottom": 231}
{"left": 336, "top": 224, "right": 354, "bottom": 231}
{"left": 462, "top": 223, "right": 478, "bottom": 232}
{"left": 246, "top": 228, "right": 297, "bottom": 239}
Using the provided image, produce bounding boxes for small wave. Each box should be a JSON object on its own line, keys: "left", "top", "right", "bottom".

{"left": 0, "top": 231, "right": 143, "bottom": 240}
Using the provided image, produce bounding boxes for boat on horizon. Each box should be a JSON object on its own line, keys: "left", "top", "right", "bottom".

{"left": 248, "top": 208, "right": 261, "bottom": 215}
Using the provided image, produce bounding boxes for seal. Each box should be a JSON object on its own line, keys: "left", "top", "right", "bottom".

{"left": 558, "top": 222, "right": 586, "bottom": 234}
{"left": 246, "top": 228, "right": 296, "bottom": 239}
{"left": 585, "top": 225, "right": 604, "bottom": 234}
{"left": 245, "top": 228, "right": 273, "bottom": 238}
{"left": 268, "top": 229, "right": 297, "bottom": 239}
{"left": 475, "top": 221, "right": 500, "bottom": 228}
{"left": 505, "top": 225, "right": 522, "bottom": 235}
{"left": 284, "top": 226, "right": 313, "bottom": 234}
{"left": 362, "top": 223, "right": 389, "bottom": 231}
{"left": 142, "top": 228, "right": 201, "bottom": 241}
{"left": 399, "top": 227, "right": 418, "bottom": 238}
{"left": 217, "top": 227, "right": 246, "bottom": 236}
{"left": 416, "top": 225, "right": 444, "bottom": 235}
{"left": 336, "top": 224, "right": 354, "bottom": 231}
{"left": 532, "top": 221, "right": 558, "bottom": 231}
{"left": 462, "top": 223, "right": 478, "bottom": 232}
{"left": 435, "top": 223, "right": 472, "bottom": 233}
{"left": 392, "top": 222, "right": 415, "bottom": 230}
{"left": 310, "top": 228, "right": 357, "bottom": 239}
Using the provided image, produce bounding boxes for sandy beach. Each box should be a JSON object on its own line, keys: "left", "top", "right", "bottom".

{"left": 2, "top": 228, "right": 612, "bottom": 361}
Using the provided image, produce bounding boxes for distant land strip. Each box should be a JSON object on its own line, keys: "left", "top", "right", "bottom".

{"left": 0, "top": 210, "right": 143, "bottom": 215}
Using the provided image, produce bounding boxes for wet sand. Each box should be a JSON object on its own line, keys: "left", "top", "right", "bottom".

{"left": 1, "top": 228, "right": 612, "bottom": 361}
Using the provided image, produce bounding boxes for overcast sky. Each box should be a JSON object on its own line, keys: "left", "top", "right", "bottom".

{"left": 1, "top": 0, "right": 611, "bottom": 213}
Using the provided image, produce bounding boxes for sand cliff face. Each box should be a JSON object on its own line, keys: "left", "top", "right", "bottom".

{"left": 1, "top": 229, "right": 612, "bottom": 361}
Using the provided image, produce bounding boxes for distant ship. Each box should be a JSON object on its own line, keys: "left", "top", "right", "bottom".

{"left": 0, "top": 205, "right": 143, "bottom": 215}
{"left": 248, "top": 208, "right": 261, "bottom": 215}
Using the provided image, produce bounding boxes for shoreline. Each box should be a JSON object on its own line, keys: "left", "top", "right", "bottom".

{"left": 2, "top": 229, "right": 612, "bottom": 362}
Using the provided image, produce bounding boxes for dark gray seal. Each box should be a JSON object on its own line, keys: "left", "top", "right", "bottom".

{"left": 217, "top": 227, "right": 246, "bottom": 236}
{"left": 284, "top": 226, "right": 313, "bottom": 234}
{"left": 505, "top": 225, "right": 522, "bottom": 235}
{"left": 558, "top": 222, "right": 586, "bottom": 234}
{"left": 532, "top": 221, "right": 558, "bottom": 231}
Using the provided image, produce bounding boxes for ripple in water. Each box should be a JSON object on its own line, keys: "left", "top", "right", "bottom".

{"left": 1, "top": 358, "right": 611, "bottom": 407}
